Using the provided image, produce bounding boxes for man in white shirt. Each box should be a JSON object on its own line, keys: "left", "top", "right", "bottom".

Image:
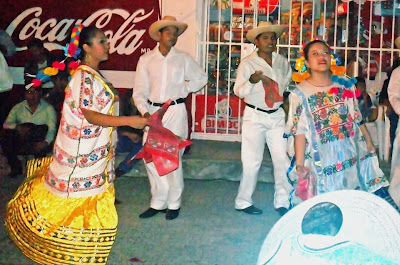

{"left": 0, "top": 30, "right": 15, "bottom": 127}
{"left": 234, "top": 21, "right": 293, "bottom": 216}
{"left": 133, "top": 16, "right": 207, "bottom": 220}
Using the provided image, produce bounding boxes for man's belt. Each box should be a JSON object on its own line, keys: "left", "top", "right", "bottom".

{"left": 148, "top": 98, "right": 185, "bottom": 107}
{"left": 245, "top": 103, "right": 281, "bottom": 114}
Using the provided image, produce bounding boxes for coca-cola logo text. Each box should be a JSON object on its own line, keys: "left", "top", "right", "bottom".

{"left": 6, "top": 7, "right": 154, "bottom": 55}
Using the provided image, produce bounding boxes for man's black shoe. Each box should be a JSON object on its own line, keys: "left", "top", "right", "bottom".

{"left": 166, "top": 208, "right": 180, "bottom": 220}
{"left": 115, "top": 168, "right": 125, "bottom": 178}
{"left": 139, "top": 208, "right": 167, "bottom": 219}
{"left": 236, "top": 205, "right": 263, "bottom": 215}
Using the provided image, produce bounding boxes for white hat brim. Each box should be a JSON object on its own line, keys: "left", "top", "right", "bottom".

{"left": 257, "top": 190, "right": 400, "bottom": 264}
{"left": 246, "top": 25, "right": 284, "bottom": 43}
{"left": 149, "top": 20, "right": 188, "bottom": 41}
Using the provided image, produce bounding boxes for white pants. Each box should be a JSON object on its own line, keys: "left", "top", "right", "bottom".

{"left": 235, "top": 106, "right": 292, "bottom": 209}
{"left": 144, "top": 103, "right": 188, "bottom": 210}
{"left": 389, "top": 123, "right": 400, "bottom": 207}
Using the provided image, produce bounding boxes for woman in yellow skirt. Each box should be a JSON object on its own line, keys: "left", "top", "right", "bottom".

{"left": 5, "top": 26, "right": 148, "bottom": 264}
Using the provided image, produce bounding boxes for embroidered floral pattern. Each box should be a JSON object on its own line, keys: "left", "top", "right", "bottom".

{"left": 308, "top": 87, "right": 356, "bottom": 144}
{"left": 46, "top": 169, "right": 115, "bottom": 193}
{"left": 96, "top": 90, "right": 112, "bottom": 110}
{"left": 53, "top": 143, "right": 111, "bottom": 168}
{"left": 323, "top": 156, "right": 357, "bottom": 176}
{"left": 366, "top": 175, "right": 389, "bottom": 189}
{"left": 60, "top": 118, "right": 102, "bottom": 140}
{"left": 289, "top": 103, "right": 303, "bottom": 135}
{"left": 64, "top": 84, "right": 85, "bottom": 119}
{"left": 80, "top": 73, "right": 94, "bottom": 109}
{"left": 323, "top": 153, "right": 375, "bottom": 176}
{"left": 63, "top": 70, "right": 113, "bottom": 120}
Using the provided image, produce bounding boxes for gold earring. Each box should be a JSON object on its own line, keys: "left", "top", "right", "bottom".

{"left": 84, "top": 54, "right": 91, "bottom": 63}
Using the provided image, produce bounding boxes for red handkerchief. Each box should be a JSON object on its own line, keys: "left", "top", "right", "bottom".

{"left": 262, "top": 77, "right": 283, "bottom": 108}
{"left": 135, "top": 100, "right": 191, "bottom": 176}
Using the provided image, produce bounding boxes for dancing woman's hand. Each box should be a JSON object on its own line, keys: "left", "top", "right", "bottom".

{"left": 128, "top": 116, "right": 148, "bottom": 129}
{"left": 366, "top": 141, "right": 376, "bottom": 154}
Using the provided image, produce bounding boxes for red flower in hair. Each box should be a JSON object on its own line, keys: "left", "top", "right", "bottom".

{"left": 52, "top": 61, "right": 66, "bottom": 71}
{"left": 68, "top": 61, "right": 80, "bottom": 70}
{"left": 32, "top": 78, "right": 42, "bottom": 87}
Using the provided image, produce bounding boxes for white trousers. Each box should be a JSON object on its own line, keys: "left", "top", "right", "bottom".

{"left": 389, "top": 123, "right": 400, "bottom": 207}
{"left": 235, "top": 106, "right": 292, "bottom": 209}
{"left": 144, "top": 103, "right": 188, "bottom": 210}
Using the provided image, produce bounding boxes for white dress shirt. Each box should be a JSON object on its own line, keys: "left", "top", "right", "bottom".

{"left": 133, "top": 46, "right": 207, "bottom": 115}
{"left": 233, "top": 51, "right": 292, "bottom": 110}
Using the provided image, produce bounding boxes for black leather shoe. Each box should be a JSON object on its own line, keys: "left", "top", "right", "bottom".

{"left": 275, "top": 207, "right": 289, "bottom": 216}
{"left": 115, "top": 168, "right": 125, "bottom": 178}
{"left": 139, "top": 208, "right": 167, "bottom": 219}
{"left": 166, "top": 208, "right": 180, "bottom": 220}
{"left": 236, "top": 205, "right": 263, "bottom": 215}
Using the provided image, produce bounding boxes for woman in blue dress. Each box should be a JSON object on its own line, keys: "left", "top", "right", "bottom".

{"left": 285, "top": 40, "right": 397, "bottom": 208}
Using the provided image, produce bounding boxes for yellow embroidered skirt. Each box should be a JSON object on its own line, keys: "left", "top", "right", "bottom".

{"left": 5, "top": 157, "right": 118, "bottom": 265}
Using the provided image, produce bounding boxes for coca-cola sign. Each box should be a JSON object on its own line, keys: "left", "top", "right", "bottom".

{"left": 1, "top": 0, "right": 160, "bottom": 71}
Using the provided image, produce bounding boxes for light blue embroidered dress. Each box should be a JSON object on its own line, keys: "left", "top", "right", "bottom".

{"left": 285, "top": 79, "right": 389, "bottom": 203}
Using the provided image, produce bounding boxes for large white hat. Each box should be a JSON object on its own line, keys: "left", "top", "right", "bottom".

{"left": 257, "top": 190, "right": 400, "bottom": 264}
{"left": 246, "top": 21, "right": 284, "bottom": 44}
{"left": 149, "top": 15, "right": 188, "bottom": 41}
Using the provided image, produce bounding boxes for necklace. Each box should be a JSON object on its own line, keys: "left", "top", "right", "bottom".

{"left": 306, "top": 78, "right": 333, "bottom": 88}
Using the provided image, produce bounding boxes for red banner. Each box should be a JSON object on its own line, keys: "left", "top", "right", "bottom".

{"left": 0, "top": 0, "right": 160, "bottom": 71}
{"left": 194, "top": 95, "right": 245, "bottom": 134}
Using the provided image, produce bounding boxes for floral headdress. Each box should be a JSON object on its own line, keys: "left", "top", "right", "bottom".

{"left": 292, "top": 38, "right": 360, "bottom": 99}
{"left": 25, "top": 24, "right": 83, "bottom": 89}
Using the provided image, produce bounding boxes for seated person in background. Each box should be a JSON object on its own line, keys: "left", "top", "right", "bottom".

{"left": 115, "top": 89, "right": 143, "bottom": 177}
{"left": 115, "top": 126, "right": 143, "bottom": 177}
{"left": 24, "top": 38, "right": 59, "bottom": 94}
{"left": 356, "top": 77, "right": 378, "bottom": 122}
{"left": 43, "top": 71, "right": 68, "bottom": 125}
{"left": 2, "top": 86, "right": 56, "bottom": 177}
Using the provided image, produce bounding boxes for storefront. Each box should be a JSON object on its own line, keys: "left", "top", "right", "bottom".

{"left": 192, "top": 0, "right": 400, "bottom": 142}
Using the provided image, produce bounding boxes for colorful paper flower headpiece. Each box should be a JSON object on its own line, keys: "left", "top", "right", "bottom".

{"left": 63, "top": 24, "right": 83, "bottom": 59}
{"left": 25, "top": 24, "right": 83, "bottom": 90}
{"left": 292, "top": 39, "right": 346, "bottom": 83}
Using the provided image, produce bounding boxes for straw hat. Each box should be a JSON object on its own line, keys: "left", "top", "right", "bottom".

{"left": 257, "top": 190, "right": 400, "bottom": 264}
{"left": 149, "top": 15, "right": 188, "bottom": 41}
{"left": 395, "top": 36, "right": 400, "bottom": 49}
{"left": 246, "top": 21, "right": 284, "bottom": 44}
